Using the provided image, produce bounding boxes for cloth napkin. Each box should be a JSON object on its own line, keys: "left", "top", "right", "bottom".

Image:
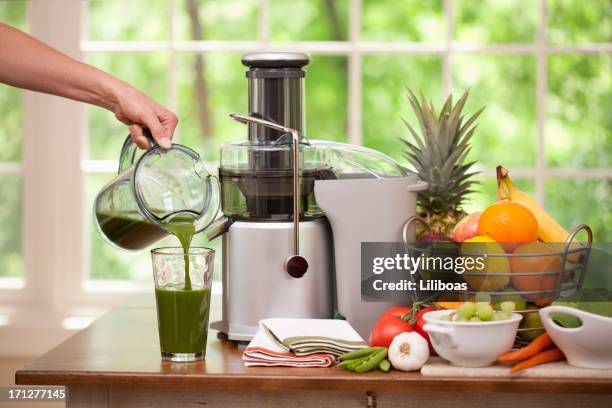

{"left": 261, "top": 318, "right": 367, "bottom": 356}
{"left": 242, "top": 318, "right": 367, "bottom": 367}
{"left": 242, "top": 328, "right": 336, "bottom": 367}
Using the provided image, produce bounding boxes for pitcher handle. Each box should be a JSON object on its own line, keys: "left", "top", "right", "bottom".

{"left": 118, "top": 129, "right": 158, "bottom": 173}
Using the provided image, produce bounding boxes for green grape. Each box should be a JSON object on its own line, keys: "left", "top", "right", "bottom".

{"left": 500, "top": 301, "right": 516, "bottom": 314}
{"left": 456, "top": 316, "right": 469, "bottom": 322}
{"left": 470, "top": 316, "right": 481, "bottom": 322}
{"left": 477, "top": 304, "right": 494, "bottom": 321}
{"left": 457, "top": 302, "right": 477, "bottom": 319}
{"left": 475, "top": 293, "right": 492, "bottom": 304}
{"left": 476, "top": 302, "right": 489, "bottom": 313}
{"left": 439, "top": 315, "right": 451, "bottom": 321}
{"left": 493, "top": 312, "right": 511, "bottom": 321}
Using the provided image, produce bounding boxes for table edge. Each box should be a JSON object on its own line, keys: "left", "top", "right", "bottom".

{"left": 15, "top": 370, "right": 612, "bottom": 394}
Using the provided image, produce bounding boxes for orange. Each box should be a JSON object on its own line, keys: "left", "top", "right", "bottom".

{"left": 510, "top": 242, "right": 561, "bottom": 302}
{"left": 478, "top": 201, "right": 538, "bottom": 251}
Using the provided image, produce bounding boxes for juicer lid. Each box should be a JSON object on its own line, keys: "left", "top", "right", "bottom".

{"left": 307, "top": 141, "right": 413, "bottom": 179}
{"left": 242, "top": 51, "right": 310, "bottom": 69}
{"left": 242, "top": 52, "right": 310, "bottom": 78}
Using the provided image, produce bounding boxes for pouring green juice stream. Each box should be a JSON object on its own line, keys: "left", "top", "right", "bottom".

{"left": 162, "top": 215, "right": 197, "bottom": 290}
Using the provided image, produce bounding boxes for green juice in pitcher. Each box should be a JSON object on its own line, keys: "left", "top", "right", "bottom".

{"left": 97, "top": 210, "right": 197, "bottom": 289}
{"left": 95, "top": 211, "right": 167, "bottom": 251}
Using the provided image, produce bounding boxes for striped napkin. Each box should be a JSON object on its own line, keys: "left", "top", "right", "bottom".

{"left": 242, "top": 328, "right": 335, "bottom": 367}
{"left": 242, "top": 318, "right": 367, "bottom": 367}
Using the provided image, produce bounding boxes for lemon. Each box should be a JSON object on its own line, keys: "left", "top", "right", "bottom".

{"left": 460, "top": 236, "right": 510, "bottom": 292}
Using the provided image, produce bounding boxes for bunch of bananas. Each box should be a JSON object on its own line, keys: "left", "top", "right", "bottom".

{"left": 496, "top": 166, "right": 569, "bottom": 243}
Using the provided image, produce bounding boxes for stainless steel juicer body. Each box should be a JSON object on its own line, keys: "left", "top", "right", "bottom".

{"left": 213, "top": 220, "right": 333, "bottom": 340}
{"left": 210, "top": 52, "right": 334, "bottom": 341}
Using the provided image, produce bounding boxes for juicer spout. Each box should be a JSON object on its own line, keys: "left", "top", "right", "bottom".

{"left": 204, "top": 216, "right": 234, "bottom": 241}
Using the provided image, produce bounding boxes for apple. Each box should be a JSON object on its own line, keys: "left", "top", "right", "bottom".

{"left": 418, "top": 232, "right": 454, "bottom": 243}
{"left": 518, "top": 306, "right": 545, "bottom": 341}
{"left": 451, "top": 212, "right": 482, "bottom": 242}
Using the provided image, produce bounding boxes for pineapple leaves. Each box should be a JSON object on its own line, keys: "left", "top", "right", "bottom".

{"left": 402, "top": 88, "right": 485, "bottom": 213}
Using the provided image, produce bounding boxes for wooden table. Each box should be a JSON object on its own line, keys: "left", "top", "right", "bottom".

{"left": 16, "top": 295, "right": 612, "bottom": 408}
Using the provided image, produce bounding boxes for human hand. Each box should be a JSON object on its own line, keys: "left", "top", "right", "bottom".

{"left": 110, "top": 84, "right": 178, "bottom": 149}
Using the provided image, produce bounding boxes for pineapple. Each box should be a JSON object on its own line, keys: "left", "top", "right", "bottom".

{"left": 402, "top": 89, "right": 484, "bottom": 237}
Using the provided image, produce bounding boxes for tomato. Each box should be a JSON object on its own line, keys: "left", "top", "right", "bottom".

{"left": 369, "top": 304, "right": 436, "bottom": 353}
{"left": 381, "top": 306, "right": 411, "bottom": 319}
{"left": 413, "top": 306, "right": 435, "bottom": 354}
{"left": 368, "top": 314, "right": 413, "bottom": 347}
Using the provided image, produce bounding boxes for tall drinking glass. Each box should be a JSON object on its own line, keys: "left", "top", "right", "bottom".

{"left": 152, "top": 247, "right": 214, "bottom": 362}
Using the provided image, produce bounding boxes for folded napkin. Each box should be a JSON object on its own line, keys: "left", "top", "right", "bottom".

{"left": 259, "top": 318, "right": 367, "bottom": 356}
{"left": 242, "top": 319, "right": 367, "bottom": 367}
{"left": 242, "top": 328, "right": 336, "bottom": 367}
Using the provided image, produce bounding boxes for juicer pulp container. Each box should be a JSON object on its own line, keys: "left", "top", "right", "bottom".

{"left": 314, "top": 177, "right": 427, "bottom": 338}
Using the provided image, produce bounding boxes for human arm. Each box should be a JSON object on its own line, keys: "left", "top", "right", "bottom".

{"left": 0, "top": 23, "right": 176, "bottom": 148}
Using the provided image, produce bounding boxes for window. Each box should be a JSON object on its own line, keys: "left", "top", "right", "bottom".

{"left": 0, "top": 1, "right": 27, "bottom": 287}
{"left": 83, "top": 1, "right": 611, "bottom": 289}
{"left": 0, "top": 0, "right": 610, "bottom": 319}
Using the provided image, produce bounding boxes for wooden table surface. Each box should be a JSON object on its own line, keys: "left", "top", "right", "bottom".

{"left": 15, "top": 294, "right": 612, "bottom": 395}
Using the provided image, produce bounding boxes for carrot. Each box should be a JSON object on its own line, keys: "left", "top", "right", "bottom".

{"left": 510, "top": 348, "right": 564, "bottom": 373}
{"left": 435, "top": 301, "right": 465, "bottom": 309}
{"left": 498, "top": 332, "right": 553, "bottom": 363}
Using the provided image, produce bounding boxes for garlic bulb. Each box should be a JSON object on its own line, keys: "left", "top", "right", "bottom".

{"left": 388, "top": 332, "right": 430, "bottom": 371}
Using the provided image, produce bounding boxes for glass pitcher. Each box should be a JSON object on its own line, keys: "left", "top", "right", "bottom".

{"left": 94, "top": 132, "right": 220, "bottom": 251}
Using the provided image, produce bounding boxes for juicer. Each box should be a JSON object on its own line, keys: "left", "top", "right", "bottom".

{"left": 209, "top": 52, "right": 334, "bottom": 341}
{"left": 209, "top": 52, "right": 427, "bottom": 341}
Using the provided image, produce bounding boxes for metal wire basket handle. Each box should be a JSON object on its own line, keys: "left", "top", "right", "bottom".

{"left": 402, "top": 215, "right": 430, "bottom": 245}
{"left": 565, "top": 224, "right": 593, "bottom": 246}
{"left": 560, "top": 223, "right": 593, "bottom": 292}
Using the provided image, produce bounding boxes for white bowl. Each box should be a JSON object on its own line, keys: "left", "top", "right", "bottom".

{"left": 540, "top": 305, "right": 612, "bottom": 369}
{"left": 423, "top": 309, "right": 522, "bottom": 368}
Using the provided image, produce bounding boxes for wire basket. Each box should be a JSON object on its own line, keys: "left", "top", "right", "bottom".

{"left": 402, "top": 217, "right": 593, "bottom": 340}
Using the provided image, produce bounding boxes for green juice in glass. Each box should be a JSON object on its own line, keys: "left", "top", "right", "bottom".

{"left": 155, "top": 285, "right": 211, "bottom": 354}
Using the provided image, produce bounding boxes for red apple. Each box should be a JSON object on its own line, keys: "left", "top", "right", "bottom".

{"left": 451, "top": 212, "right": 482, "bottom": 242}
{"left": 418, "top": 232, "right": 453, "bottom": 243}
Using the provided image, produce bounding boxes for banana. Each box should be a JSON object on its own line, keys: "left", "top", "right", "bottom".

{"left": 496, "top": 166, "right": 569, "bottom": 243}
